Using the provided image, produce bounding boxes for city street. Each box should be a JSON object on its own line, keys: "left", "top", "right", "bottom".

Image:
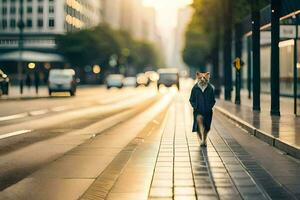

{"left": 0, "top": 82, "right": 299, "bottom": 200}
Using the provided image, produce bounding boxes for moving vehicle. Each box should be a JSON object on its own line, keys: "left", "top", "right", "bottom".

{"left": 106, "top": 74, "right": 124, "bottom": 89}
{"left": 48, "top": 69, "right": 77, "bottom": 96}
{"left": 157, "top": 68, "right": 180, "bottom": 89}
{"left": 123, "top": 77, "right": 137, "bottom": 87}
{"left": 136, "top": 73, "right": 149, "bottom": 86}
{"left": 0, "top": 69, "right": 9, "bottom": 96}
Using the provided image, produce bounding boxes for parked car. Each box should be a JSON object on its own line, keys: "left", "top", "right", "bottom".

{"left": 0, "top": 69, "right": 9, "bottom": 96}
{"left": 106, "top": 74, "right": 124, "bottom": 89}
{"left": 48, "top": 69, "right": 77, "bottom": 96}
{"left": 136, "top": 73, "right": 149, "bottom": 86}
{"left": 157, "top": 68, "right": 180, "bottom": 89}
{"left": 123, "top": 77, "right": 137, "bottom": 87}
{"left": 145, "top": 71, "right": 159, "bottom": 82}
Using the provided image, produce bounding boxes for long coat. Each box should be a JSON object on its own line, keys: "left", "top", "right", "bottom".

{"left": 189, "top": 83, "right": 216, "bottom": 132}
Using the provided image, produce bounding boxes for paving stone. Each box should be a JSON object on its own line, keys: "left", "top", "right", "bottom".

{"left": 174, "top": 186, "right": 195, "bottom": 195}
{"left": 153, "top": 172, "right": 173, "bottom": 180}
{"left": 195, "top": 194, "right": 219, "bottom": 200}
{"left": 155, "top": 167, "right": 173, "bottom": 173}
{"left": 151, "top": 179, "right": 173, "bottom": 187}
{"left": 195, "top": 187, "right": 217, "bottom": 195}
{"left": 149, "top": 187, "right": 173, "bottom": 198}
{"left": 174, "top": 173, "right": 193, "bottom": 180}
{"left": 174, "top": 196, "right": 196, "bottom": 200}
{"left": 237, "top": 185, "right": 262, "bottom": 195}
{"left": 174, "top": 179, "right": 194, "bottom": 187}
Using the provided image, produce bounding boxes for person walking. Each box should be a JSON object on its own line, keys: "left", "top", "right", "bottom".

{"left": 189, "top": 72, "right": 216, "bottom": 147}
{"left": 34, "top": 71, "right": 40, "bottom": 94}
{"left": 25, "top": 73, "right": 32, "bottom": 90}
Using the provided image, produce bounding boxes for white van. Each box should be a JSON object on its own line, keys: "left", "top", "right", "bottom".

{"left": 48, "top": 69, "right": 77, "bottom": 96}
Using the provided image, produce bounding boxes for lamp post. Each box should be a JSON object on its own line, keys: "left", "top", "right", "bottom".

{"left": 17, "top": 0, "right": 25, "bottom": 94}
{"left": 293, "top": 15, "right": 298, "bottom": 115}
{"left": 270, "top": 0, "right": 281, "bottom": 116}
{"left": 234, "top": 23, "right": 243, "bottom": 105}
{"left": 251, "top": 0, "right": 261, "bottom": 111}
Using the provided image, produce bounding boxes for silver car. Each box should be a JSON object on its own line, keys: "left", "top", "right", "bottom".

{"left": 48, "top": 69, "right": 77, "bottom": 96}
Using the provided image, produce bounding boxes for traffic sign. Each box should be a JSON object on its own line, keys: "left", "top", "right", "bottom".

{"left": 233, "top": 57, "right": 244, "bottom": 71}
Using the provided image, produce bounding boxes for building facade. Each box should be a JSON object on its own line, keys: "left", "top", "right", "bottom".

{"left": 102, "top": 0, "right": 160, "bottom": 44}
{"left": 0, "top": 0, "right": 102, "bottom": 74}
{"left": 171, "top": 5, "right": 193, "bottom": 71}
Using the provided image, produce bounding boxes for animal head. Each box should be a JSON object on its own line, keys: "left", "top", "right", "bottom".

{"left": 196, "top": 72, "right": 210, "bottom": 86}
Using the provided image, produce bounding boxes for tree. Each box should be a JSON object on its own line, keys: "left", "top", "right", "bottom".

{"left": 56, "top": 24, "right": 161, "bottom": 79}
{"left": 183, "top": 0, "right": 269, "bottom": 97}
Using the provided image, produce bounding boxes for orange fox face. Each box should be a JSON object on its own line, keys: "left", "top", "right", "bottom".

{"left": 196, "top": 72, "right": 210, "bottom": 86}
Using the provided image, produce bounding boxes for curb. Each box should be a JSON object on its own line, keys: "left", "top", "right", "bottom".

{"left": 215, "top": 106, "right": 300, "bottom": 160}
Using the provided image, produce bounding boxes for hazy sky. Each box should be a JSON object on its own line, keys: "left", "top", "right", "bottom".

{"left": 143, "top": 0, "right": 192, "bottom": 66}
{"left": 143, "top": 0, "right": 192, "bottom": 30}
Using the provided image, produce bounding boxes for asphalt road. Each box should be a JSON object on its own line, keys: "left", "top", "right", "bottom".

{"left": 0, "top": 85, "right": 172, "bottom": 191}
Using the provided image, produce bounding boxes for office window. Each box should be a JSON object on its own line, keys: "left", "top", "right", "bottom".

{"left": 27, "top": 7, "right": 32, "bottom": 14}
{"left": 2, "top": 7, "right": 7, "bottom": 15}
{"left": 2, "top": 20, "right": 7, "bottom": 29}
{"left": 49, "top": 6, "right": 54, "bottom": 13}
{"left": 10, "top": 7, "right": 16, "bottom": 14}
{"left": 10, "top": 19, "right": 16, "bottom": 28}
{"left": 27, "top": 19, "right": 32, "bottom": 27}
{"left": 38, "top": 6, "right": 43, "bottom": 14}
{"left": 49, "top": 19, "right": 55, "bottom": 27}
{"left": 37, "top": 19, "right": 43, "bottom": 28}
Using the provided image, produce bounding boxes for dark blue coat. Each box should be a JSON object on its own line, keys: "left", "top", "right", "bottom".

{"left": 189, "top": 83, "right": 216, "bottom": 132}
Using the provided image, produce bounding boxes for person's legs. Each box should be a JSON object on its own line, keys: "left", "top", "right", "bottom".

{"left": 196, "top": 115, "right": 205, "bottom": 145}
{"left": 202, "top": 113, "right": 213, "bottom": 147}
{"left": 202, "top": 129, "right": 209, "bottom": 146}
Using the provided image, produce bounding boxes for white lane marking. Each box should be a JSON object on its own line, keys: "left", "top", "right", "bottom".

{"left": 51, "top": 106, "right": 70, "bottom": 112}
{"left": 0, "top": 130, "right": 32, "bottom": 140}
{"left": 29, "top": 109, "right": 49, "bottom": 116}
{"left": 0, "top": 113, "right": 28, "bottom": 122}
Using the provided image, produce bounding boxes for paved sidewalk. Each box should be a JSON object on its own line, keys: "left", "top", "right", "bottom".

{"left": 0, "top": 86, "right": 48, "bottom": 100}
{"left": 215, "top": 91, "right": 300, "bottom": 159}
{"left": 147, "top": 97, "right": 268, "bottom": 200}
{"left": 83, "top": 92, "right": 299, "bottom": 200}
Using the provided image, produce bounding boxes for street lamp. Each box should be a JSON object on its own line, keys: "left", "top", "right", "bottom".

{"left": 28, "top": 62, "right": 36, "bottom": 69}
{"left": 17, "top": 0, "right": 25, "bottom": 94}
{"left": 92, "top": 65, "right": 101, "bottom": 74}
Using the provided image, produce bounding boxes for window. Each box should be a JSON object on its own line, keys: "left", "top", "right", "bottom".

{"left": 27, "top": 7, "right": 32, "bottom": 14}
{"left": 27, "top": 19, "right": 32, "bottom": 27}
{"left": 10, "top": 7, "right": 16, "bottom": 14}
{"left": 10, "top": 19, "right": 16, "bottom": 28}
{"left": 1, "top": 20, "right": 7, "bottom": 29}
{"left": 38, "top": 6, "right": 43, "bottom": 14}
{"left": 2, "top": 7, "right": 7, "bottom": 15}
{"left": 48, "top": 19, "right": 55, "bottom": 27}
{"left": 37, "top": 19, "right": 43, "bottom": 28}
{"left": 49, "top": 6, "right": 54, "bottom": 13}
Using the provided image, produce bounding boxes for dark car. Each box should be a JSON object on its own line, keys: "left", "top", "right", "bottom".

{"left": 0, "top": 69, "right": 9, "bottom": 96}
{"left": 157, "top": 68, "right": 180, "bottom": 90}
